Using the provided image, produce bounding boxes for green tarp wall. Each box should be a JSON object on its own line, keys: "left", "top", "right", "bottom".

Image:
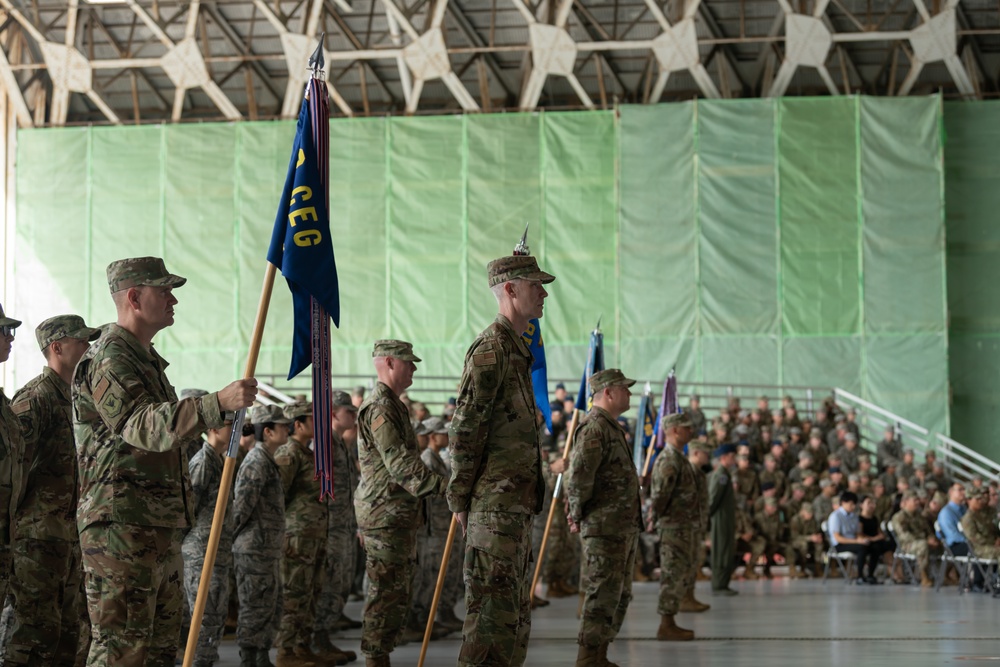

{"left": 12, "top": 97, "right": 951, "bottom": 437}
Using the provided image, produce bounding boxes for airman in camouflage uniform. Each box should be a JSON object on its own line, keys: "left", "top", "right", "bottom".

{"left": 314, "top": 391, "right": 362, "bottom": 649}
{"left": 447, "top": 253, "right": 552, "bottom": 667}
{"left": 232, "top": 405, "right": 291, "bottom": 666}
{"left": 748, "top": 497, "right": 786, "bottom": 578}
{"left": 355, "top": 341, "right": 446, "bottom": 667}
{"left": 961, "top": 487, "right": 1000, "bottom": 560}
{"left": 7, "top": 315, "right": 99, "bottom": 665}
{"left": 650, "top": 412, "right": 700, "bottom": 641}
{"left": 681, "top": 442, "right": 711, "bottom": 612}
{"left": 788, "top": 504, "right": 824, "bottom": 577}
{"left": 274, "top": 402, "right": 353, "bottom": 666}
{"left": 73, "top": 258, "right": 256, "bottom": 667}
{"left": 181, "top": 411, "right": 236, "bottom": 667}
{"left": 891, "top": 490, "right": 940, "bottom": 586}
{"left": 565, "top": 369, "right": 642, "bottom": 666}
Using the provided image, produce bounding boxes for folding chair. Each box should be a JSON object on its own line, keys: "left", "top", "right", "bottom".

{"left": 821, "top": 520, "right": 857, "bottom": 585}
{"left": 957, "top": 522, "right": 998, "bottom": 594}
{"left": 934, "top": 520, "right": 970, "bottom": 592}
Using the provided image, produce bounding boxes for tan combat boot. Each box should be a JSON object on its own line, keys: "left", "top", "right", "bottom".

{"left": 921, "top": 570, "right": 935, "bottom": 588}
{"left": 678, "top": 590, "right": 711, "bottom": 613}
{"left": 364, "top": 654, "right": 391, "bottom": 667}
{"left": 275, "top": 647, "right": 321, "bottom": 667}
{"left": 313, "top": 635, "right": 355, "bottom": 665}
{"left": 574, "top": 644, "right": 601, "bottom": 667}
{"left": 597, "top": 642, "right": 621, "bottom": 667}
{"left": 656, "top": 615, "right": 694, "bottom": 641}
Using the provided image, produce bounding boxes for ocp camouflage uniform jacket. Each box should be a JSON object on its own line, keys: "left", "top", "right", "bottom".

{"left": 275, "top": 437, "right": 328, "bottom": 540}
{"left": 960, "top": 507, "right": 1000, "bottom": 559}
{"left": 892, "top": 508, "right": 931, "bottom": 545}
{"left": 11, "top": 367, "right": 76, "bottom": 542}
{"left": 753, "top": 511, "right": 786, "bottom": 544}
{"left": 421, "top": 447, "right": 453, "bottom": 537}
{"left": 232, "top": 443, "right": 284, "bottom": 559}
{"left": 446, "top": 314, "right": 544, "bottom": 516}
{"left": 328, "top": 431, "right": 357, "bottom": 523}
{"left": 184, "top": 441, "right": 233, "bottom": 556}
{"left": 650, "top": 445, "right": 700, "bottom": 528}
{"left": 0, "top": 391, "right": 24, "bottom": 547}
{"left": 789, "top": 514, "right": 821, "bottom": 549}
{"left": 693, "top": 464, "right": 709, "bottom": 533}
{"left": 354, "top": 382, "right": 445, "bottom": 532}
{"left": 72, "top": 324, "right": 224, "bottom": 531}
{"left": 565, "top": 406, "right": 641, "bottom": 537}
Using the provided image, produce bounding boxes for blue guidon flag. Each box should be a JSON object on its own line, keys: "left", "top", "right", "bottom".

{"left": 522, "top": 318, "right": 551, "bottom": 431}
{"left": 575, "top": 324, "right": 605, "bottom": 413}
{"left": 266, "top": 71, "right": 339, "bottom": 500}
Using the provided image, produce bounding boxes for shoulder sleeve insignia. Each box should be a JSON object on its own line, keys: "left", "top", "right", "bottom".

{"left": 473, "top": 351, "right": 497, "bottom": 367}
{"left": 93, "top": 377, "right": 111, "bottom": 404}
{"left": 372, "top": 414, "right": 386, "bottom": 431}
{"left": 274, "top": 455, "right": 291, "bottom": 466}
{"left": 11, "top": 401, "right": 29, "bottom": 415}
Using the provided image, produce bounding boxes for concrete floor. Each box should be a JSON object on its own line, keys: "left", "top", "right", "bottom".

{"left": 213, "top": 578, "right": 1000, "bottom": 666}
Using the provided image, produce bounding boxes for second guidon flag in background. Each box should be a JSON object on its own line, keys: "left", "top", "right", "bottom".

{"left": 575, "top": 324, "right": 605, "bottom": 413}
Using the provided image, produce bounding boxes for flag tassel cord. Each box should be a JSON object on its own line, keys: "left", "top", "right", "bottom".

{"left": 183, "top": 262, "right": 278, "bottom": 667}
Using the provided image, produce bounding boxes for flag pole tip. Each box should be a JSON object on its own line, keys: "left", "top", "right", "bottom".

{"left": 308, "top": 33, "right": 326, "bottom": 76}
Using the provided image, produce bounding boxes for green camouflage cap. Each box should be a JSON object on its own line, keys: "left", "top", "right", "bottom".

{"left": 332, "top": 390, "right": 358, "bottom": 411}
{"left": 34, "top": 314, "right": 100, "bottom": 351}
{"left": 588, "top": 368, "right": 636, "bottom": 394}
{"left": 662, "top": 412, "right": 693, "bottom": 430}
{"left": 967, "top": 485, "right": 986, "bottom": 500}
{"left": 180, "top": 388, "right": 208, "bottom": 400}
{"left": 0, "top": 302, "right": 21, "bottom": 329}
{"left": 764, "top": 497, "right": 778, "bottom": 507}
{"left": 251, "top": 404, "right": 292, "bottom": 425}
{"left": 106, "top": 256, "right": 186, "bottom": 293}
{"left": 284, "top": 401, "right": 312, "bottom": 420}
{"left": 901, "top": 489, "right": 918, "bottom": 502}
{"left": 372, "top": 339, "right": 421, "bottom": 363}
{"left": 486, "top": 255, "right": 556, "bottom": 288}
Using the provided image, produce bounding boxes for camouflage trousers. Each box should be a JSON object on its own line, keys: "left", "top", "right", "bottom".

{"left": 459, "top": 511, "right": 533, "bottom": 667}
{"left": 540, "top": 509, "right": 578, "bottom": 585}
{"left": 314, "top": 517, "right": 357, "bottom": 638}
{"left": 578, "top": 532, "right": 638, "bottom": 648}
{"left": 899, "top": 540, "right": 940, "bottom": 576}
{"left": 788, "top": 539, "right": 824, "bottom": 570}
{"left": 412, "top": 528, "right": 464, "bottom": 625}
{"left": 6, "top": 538, "right": 89, "bottom": 666}
{"left": 657, "top": 524, "right": 698, "bottom": 616}
{"left": 685, "top": 537, "right": 706, "bottom": 595}
{"left": 276, "top": 536, "right": 325, "bottom": 649}
{"left": 749, "top": 540, "right": 787, "bottom": 570}
{"left": 80, "top": 522, "right": 183, "bottom": 667}
{"left": 181, "top": 548, "right": 232, "bottom": 664}
{"left": 360, "top": 526, "right": 417, "bottom": 657}
{"left": 233, "top": 552, "right": 282, "bottom": 651}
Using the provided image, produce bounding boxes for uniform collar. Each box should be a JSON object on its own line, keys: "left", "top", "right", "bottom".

{"left": 591, "top": 406, "right": 626, "bottom": 434}
{"left": 105, "top": 323, "right": 168, "bottom": 370}
{"left": 42, "top": 365, "right": 71, "bottom": 401}
{"left": 495, "top": 314, "right": 532, "bottom": 358}
{"left": 254, "top": 441, "right": 277, "bottom": 464}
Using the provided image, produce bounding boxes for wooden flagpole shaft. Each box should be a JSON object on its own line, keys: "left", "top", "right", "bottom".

{"left": 417, "top": 515, "right": 460, "bottom": 667}
{"left": 530, "top": 408, "right": 581, "bottom": 601}
{"left": 183, "top": 263, "right": 277, "bottom": 667}
{"left": 640, "top": 435, "right": 657, "bottom": 481}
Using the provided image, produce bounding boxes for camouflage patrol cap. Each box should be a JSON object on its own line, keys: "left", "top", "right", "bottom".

{"left": 284, "top": 401, "right": 312, "bottom": 420}
{"left": 372, "top": 339, "right": 421, "bottom": 363}
{"left": 764, "top": 497, "right": 778, "bottom": 507}
{"left": 422, "top": 416, "right": 448, "bottom": 434}
{"left": 845, "top": 432, "right": 858, "bottom": 442}
{"left": 967, "top": 486, "right": 986, "bottom": 500}
{"left": 486, "top": 255, "right": 555, "bottom": 288}
{"left": 662, "top": 412, "right": 693, "bottom": 430}
{"left": 35, "top": 314, "right": 100, "bottom": 351}
{"left": 901, "top": 490, "right": 918, "bottom": 502}
{"left": 0, "top": 303, "right": 21, "bottom": 329}
{"left": 250, "top": 404, "right": 292, "bottom": 425}
{"left": 106, "top": 256, "right": 186, "bottom": 293}
{"left": 589, "top": 369, "right": 636, "bottom": 394}
{"left": 180, "top": 388, "right": 208, "bottom": 400}
{"left": 332, "top": 390, "right": 358, "bottom": 411}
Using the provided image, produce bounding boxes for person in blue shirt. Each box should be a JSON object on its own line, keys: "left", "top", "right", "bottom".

{"left": 936, "top": 483, "right": 968, "bottom": 554}
{"left": 828, "top": 491, "right": 879, "bottom": 584}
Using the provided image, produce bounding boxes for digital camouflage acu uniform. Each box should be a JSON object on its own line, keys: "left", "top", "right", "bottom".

{"left": 315, "top": 393, "right": 360, "bottom": 640}
{"left": 408, "top": 418, "right": 463, "bottom": 635}
{"left": 182, "top": 433, "right": 234, "bottom": 665}
{"left": 274, "top": 402, "right": 330, "bottom": 653}
{"left": 231, "top": 406, "right": 290, "bottom": 654}
{"left": 355, "top": 342, "right": 446, "bottom": 660}
{"left": 447, "top": 253, "right": 553, "bottom": 667}
{"left": 651, "top": 415, "right": 701, "bottom": 617}
{"left": 7, "top": 315, "right": 99, "bottom": 665}
{"left": 73, "top": 259, "right": 224, "bottom": 667}
{"left": 565, "top": 371, "right": 641, "bottom": 653}
{"left": 0, "top": 304, "right": 25, "bottom": 661}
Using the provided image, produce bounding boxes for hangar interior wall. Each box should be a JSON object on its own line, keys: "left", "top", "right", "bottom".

{"left": 12, "top": 97, "right": 956, "bottom": 442}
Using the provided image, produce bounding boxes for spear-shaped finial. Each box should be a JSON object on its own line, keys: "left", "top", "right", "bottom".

{"left": 308, "top": 32, "right": 326, "bottom": 78}
{"left": 594, "top": 315, "right": 602, "bottom": 332}
{"left": 513, "top": 222, "right": 530, "bottom": 256}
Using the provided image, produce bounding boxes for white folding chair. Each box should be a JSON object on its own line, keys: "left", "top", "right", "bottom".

{"left": 821, "top": 520, "right": 857, "bottom": 585}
